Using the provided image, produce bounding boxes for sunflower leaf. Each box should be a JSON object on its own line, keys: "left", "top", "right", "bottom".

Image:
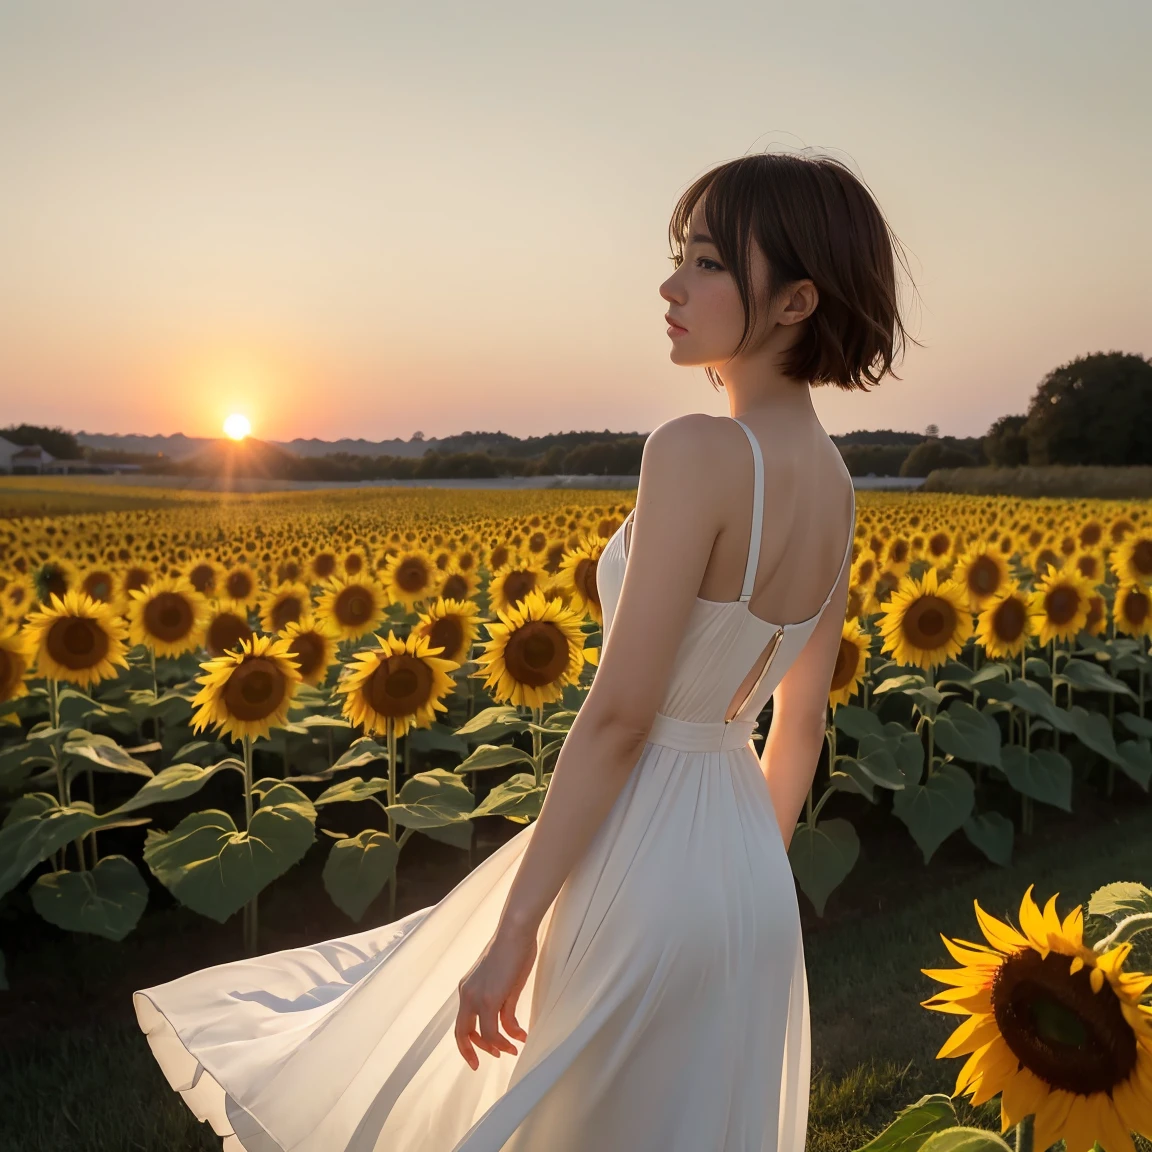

{"left": 1114, "top": 739, "right": 1152, "bottom": 790}
{"left": 890, "top": 763, "right": 975, "bottom": 863}
{"left": 314, "top": 776, "right": 392, "bottom": 807}
{"left": 1118, "top": 713, "right": 1152, "bottom": 740}
{"left": 831, "top": 704, "right": 887, "bottom": 741}
{"left": 933, "top": 702, "right": 1003, "bottom": 768}
{"left": 997, "top": 746, "right": 1072, "bottom": 810}
{"left": 787, "top": 817, "right": 859, "bottom": 916}
{"left": 961, "top": 810, "right": 1014, "bottom": 865}
{"left": 1055, "top": 657, "right": 1137, "bottom": 698}
{"left": 1088, "top": 880, "right": 1152, "bottom": 921}
{"left": 456, "top": 743, "right": 535, "bottom": 773}
{"left": 386, "top": 769, "right": 475, "bottom": 829}
{"left": 468, "top": 773, "right": 547, "bottom": 821}
{"left": 322, "top": 830, "right": 399, "bottom": 922}
{"left": 29, "top": 854, "right": 149, "bottom": 941}
{"left": 919, "top": 1128, "right": 1013, "bottom": 1151}
{"left": 141, "top": 800, "right": 316, "bottom": 923}
{"left": 63, "top": 731, "right": 155, "bottom": 780}
{"left": 852, "top": 1093, "right": 958, "bottom": 1149}
{"left": 1065, "top": 705, "right": 1125, "bottom": 766}
{"left": 104, "top": 759, "right": 244, "bottom": 815}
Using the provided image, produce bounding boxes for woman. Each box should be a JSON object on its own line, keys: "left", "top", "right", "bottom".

{"left": 134, "top": 149, "right": 918, "bottom": 1151}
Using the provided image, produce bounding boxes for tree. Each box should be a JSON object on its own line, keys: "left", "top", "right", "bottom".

{"left": 924, "top": 423, "right": 939, "bottom": 438}
{"left": 983, "top": 414, "right": 1029, "bottom": 467}
{"left": 1021, "top": 351, "right": 1152, "bottom": 466}
{"left": 0, "top": 423, "right": 82, "bottom": 459}
{"left": 899, "top": 439, "right": 977, "bottom": 477}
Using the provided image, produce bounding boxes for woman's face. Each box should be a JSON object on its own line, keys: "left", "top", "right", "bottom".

{"left": 659, "top": 196, "right": 814, "bottom": 373}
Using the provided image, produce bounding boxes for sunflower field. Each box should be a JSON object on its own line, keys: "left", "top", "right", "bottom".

{"left": 0, "top": 486, "right": 1151, "bottom": 991}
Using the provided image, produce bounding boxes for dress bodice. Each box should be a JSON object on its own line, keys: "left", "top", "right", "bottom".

{"left": 595, "top": 416, "right": 856, "bottom": 752}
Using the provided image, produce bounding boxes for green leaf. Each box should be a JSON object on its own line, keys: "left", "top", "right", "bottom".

{"left": 933, "top": 702, "right": 1002, "bottom": 768}
{"left": 386, "top": 769, "right": 475, "bottom": 829}
{"left": 0, "top": 794, "right": 151, "bottom": 900}
{"left": 454, "top": 705, "right": 523, "bottom": 738}
{"left": 322, "top": 830, "right": 399, "bottom": 921}
{"left": 882, "top": 722, "right": 925, "bottom": 787}
{"left": 991, "top": 679, "right": 1074, "bottom": 733}
{"left": 64, "top": 731, "right": 155, "bottom": 779}
{"left": 871, "top": 673, "right": 927, "bottom": 698}
{"left": 1118, "top": 713, "right": 1152, "bottom": 740}
{"left": 832, "top": 704, "right": 886, "bottom": 741}
{"left": 1115, "top": 740, "right": 1152, "bottom": 790}
{"left": 854, "top": 1093, "right": 959, "bottom": 1151}
{"left": 834, "top": 747, "right": 905, "bottom": 802}
{"left": 891, "top": 763, "right": 975, "bottom": 863}
{"left": 997, "top": 746, "right": 1072, "bottom": 811}
{"left": 1088, "top": 881, "right": 1152, "bottom": 920}
{"left": 1056, "top": 658, "right": 1136, "bottom": 698}
{"left": 105, "top": 759, "right": 244, "bottom": 815}
{"left": 788, "top": 818, "right": 859, "bottom": 916}
{"left": 420, "top": 821, "right": 473, "bottom": 850}
{"left": 456, "top": 743, "right": 535, "bottom": 773}
{"left": 314, "top": 776, "right": 392, "bottom": 807}
{"left": 29, "top": 854, "right": 148, "bottom": 940}
{"left": 142, "top": 789, "right": 316, "bottom": 922}
{"left": 469, "top": 773, "right": 548, "bottom": 822}
{"left": 331, "top": 737, "right": 389, "bottom": 771}
{"left": 1066, "top": 705, "right": 1124, "bottom": 765}
{"left": 962, "top": 811, "right": 1014, "bottom": 866}
{"left": 919, "top": 1129, "right": 1013, "bottom": 1151}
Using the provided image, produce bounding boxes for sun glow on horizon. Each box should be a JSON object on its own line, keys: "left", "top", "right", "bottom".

{"left": 223, "top": 413, "right": 251, "bottom": 441}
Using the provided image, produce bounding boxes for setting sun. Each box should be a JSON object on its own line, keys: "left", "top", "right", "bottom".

{"left": 223, "top": 413, "right": 251, "bottom": 441}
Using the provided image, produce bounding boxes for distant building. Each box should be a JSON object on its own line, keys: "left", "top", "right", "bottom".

{"left": 10, "top": 444, "right": 56, "bottom": 474}
{"left": 0, "top": 437, "right": 19, "bottom": 473}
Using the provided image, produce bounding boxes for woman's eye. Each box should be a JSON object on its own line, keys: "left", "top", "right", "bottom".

{"left": 696, "top": 257, "right": 722, "bottom": 270}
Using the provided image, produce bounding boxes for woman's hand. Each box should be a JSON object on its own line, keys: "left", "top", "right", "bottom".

{"left": 455, "top": 919, "right": 537, "bottom": 1071}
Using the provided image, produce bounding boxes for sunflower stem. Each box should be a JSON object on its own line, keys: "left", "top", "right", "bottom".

{"left": 242, "top": 735, "right": 258, "bottom": 955}
{"left": 531, "top": 705, "right": 543, "bottom": 787}
{"left": 1014, "top": 1112, "right": 1034, "bottom": 1152}
{"left": 387, "top": 716, "right": 397, "bottom": 921}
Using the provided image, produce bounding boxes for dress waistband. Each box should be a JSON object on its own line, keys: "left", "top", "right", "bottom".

{"left": 644, "top": 712, "right": 758, "bottom": 753}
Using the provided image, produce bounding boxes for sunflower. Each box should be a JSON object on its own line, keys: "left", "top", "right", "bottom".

{"left": 1112, "top": 583, "right": 1152, "bottom": 639}
{"left": 79, "top": 568, "right": 117, "bottom": 604}
{"left": 307, "top": 549, "right": 339, "bottom": 584}
{"left": 877, "top": 564, "right": 974, "bottom": 673}
{"left": 950, "top": 546, "right": 1012, "bottom": 611}
{"left": 203, "top": 601, "right": 255, "bottom": 658}
{"left": 1028, "top": 568, "right": 1096, "bottom": 646}
{"left": 184, "top": 553, "right": 222, "bottom": 598}
{"left": 411, "top": 596, "right": 485, "bottom": 665}
{"left": 337, "top": 628, "right": 459, "bottom": 738}
{"left": 470, "top": 587, "right": 588, "bottom": 708}
{"left": 279, "top": 614, "right": 339, "bottom": 686}
{"left": 0, "top": 623, "right": 30, "bottom": 704}
{"left": 432, "top": 561, "right": 480, "bottom": 606}
{"left": 258, "top": 582, "right": 311, "bottom": 633}
{"left": 117, "top": 563, "right": 154, "bottom": 609}
{"left": 555, "top": 531, "right": 609, "bottom": 626}
{"left": 921, "top": 883, "right": 1152, "bottom": 1152}
{"left": 377, "top": 546, "right": 440, "bottom": 609}
{"left": 126, "top": 576, "right": 209, "bottom": 657}
{"left": 1, "top": 576, "right": 35, "bottom": 623}
{"left": 219, "top": 562, "right": 260, "bottom": 610}
{"left": 315, "top": 575, "right": 388, "bottom": 641}
{"left": 974, "top": 584, "right": 1034, "bottom": 661}
{"left": 829, "top": 618, "right": 870, "bottom": 708}
{"left": 190, "top": 634, "right": 302, "bottom": 742}
{"left": 32, "top": 557, "right": 78, "bottom": 604}
{"left": 1110, "top": 530, "right": 1152, "bottom": 588}
{"left": 23, "top": 590, "right": 130, "bottom": 688}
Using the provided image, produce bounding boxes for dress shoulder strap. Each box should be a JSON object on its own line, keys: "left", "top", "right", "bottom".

{"left": 729, "top": 418, "right": 764, "bottom": 602}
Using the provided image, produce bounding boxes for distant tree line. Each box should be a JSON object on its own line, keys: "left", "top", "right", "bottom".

{"left": 7, "top": 350, "right": 1149, "bottom": 480}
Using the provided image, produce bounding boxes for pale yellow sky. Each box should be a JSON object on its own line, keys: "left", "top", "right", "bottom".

{"left": 0, "top": 0, "right": 1148, "bottom": 443}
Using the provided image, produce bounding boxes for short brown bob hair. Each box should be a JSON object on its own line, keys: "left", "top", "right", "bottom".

{"left": 668, "top": 150, "right": 921, "bottom": 392}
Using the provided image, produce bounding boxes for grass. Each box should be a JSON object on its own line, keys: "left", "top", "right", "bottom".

{"left": 3, "top": 800, "right": 1152, "bottom": 1150}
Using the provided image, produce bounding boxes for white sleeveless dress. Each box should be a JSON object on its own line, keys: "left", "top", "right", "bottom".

{"left": 133, "top": 416, "right": 856, "bottom": 1152}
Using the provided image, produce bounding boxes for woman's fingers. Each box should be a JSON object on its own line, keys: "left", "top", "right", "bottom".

{"left": 478, "top": 1000, "right": 519, "bottom": 1055}
{"left": 501, "top": 1003, "right": 527, "bottom": 1043}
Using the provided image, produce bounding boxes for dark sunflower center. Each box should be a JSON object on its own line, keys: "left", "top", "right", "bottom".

{"left": 222, "top": 657, "right": 286, "bottom": 721}
{"left": 143, "top": 592, "right": 194, "bottom": 642}
{"left": 829, "top": 638, "right": 861, "bottom": 691}
{"left": 365, "top": 654, "right": 433, "bottom": 717}
{"left": 1132, "top": 540, "right": 1152, "bottom": 576}
{"left": 503, "top": 620, "right": 568, "bottom": 687}
{"left": 225, "top": 570, "right": 253, "bottom": 601}
{"left": 124, "top": 567, "right": 150, "bottom": 594}
{"left": 440, "top": 573, "right": 468, "bottom": 602}
{"left": 207, "top": 612, "right": 253, "bottom": 657}
{"left": 1045, "top": 585, "right": 1081, "bottom": 626}
{"left": 395, "top": 557, "right": 430, "bottom": 595}
{"left": 188, "top": 564, "right": 216, "bottom": 595}
{"left": 82, "top": 572, "right": 114, "bottom": 602}
{"left": 968, "top": 556, "right": 1001, "bottom": 597}
{"left": 1122, "top": 589, "right": 1150, "bottom": 628}
{"left": 990, "top": 949, "right": 1137, "bottom": 1095}
{"left": 992, "top": 596, "right": 1027, "bottom": 643}
{"left": 490, "top": 545, "right": 510, "bottom": 571}
{"left": 502, "top": 572, "right": 537, "bottom": 606}
{"left": 335, "top": 585, "right": 374, "bottom": 626}
{"left": 289, "top": 631, "right": 326, "bottom": 680}
{"left": 271, "top": 595, "right": 303, "bottom": 631}
{"left": 40, "top": 566, "right": 69, "bottom": 601}
{"left": 313, "top": 553, "right": 337, "bottom": 578}
{"left": 277, "top": 561, "right": 301, "bottom": 584}
{"left": 344, "top": 554, "right": 364, "bottom": 576}
{"left": 902, "top": 595, "right": 956, "bottom": 649}
{"left": 46, "top": 616, "right": 109, "bottom": 671}
{"left": 425, "top": 616, "right": 463, "bottom": 661}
